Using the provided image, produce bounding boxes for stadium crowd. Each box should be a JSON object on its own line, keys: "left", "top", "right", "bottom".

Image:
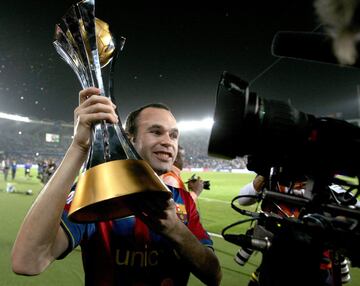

{"left": 0, "top": 118, "right": 247, "bottom": 173}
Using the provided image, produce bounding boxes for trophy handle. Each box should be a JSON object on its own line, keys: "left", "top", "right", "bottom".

{"left": 76, "top": 0, "right": 104, "bottom": 94}
{"left": 108, "top": 39, "right": 140, "bottom": 160}
{"left": 53, "top": 25, "right": 90, "bottom": 88}
{"left": 61, "top": 5, "right": 94, "bottom": 87}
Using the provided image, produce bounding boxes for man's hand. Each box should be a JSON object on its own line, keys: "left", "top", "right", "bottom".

{"left": 186, "top": 175, "right": 204, "bottom": 201}
{"left": 133, "top": 197, "right": 222, "bottom": 285}
{"left": 133, "top": 197, "right": 183, "bottom": 237}
{"left": 72, "top": 87, "right": 118, "bottom": 153}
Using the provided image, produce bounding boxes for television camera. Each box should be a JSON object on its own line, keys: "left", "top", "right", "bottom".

{"left": 208, "top": 71, "right": 360, "bottom": 286}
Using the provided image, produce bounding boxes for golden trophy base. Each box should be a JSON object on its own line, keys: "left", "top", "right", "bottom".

{"left": 68, "top": 159, "right": 172, "bottom": 223}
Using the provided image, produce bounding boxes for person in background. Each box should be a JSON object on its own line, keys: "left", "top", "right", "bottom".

{"left": 237, "top": 173, "right": 351, "bottom": 286}
{"left": 2, "top": 158, "right": 10, "bottom": 181}
{"left": 11, "top": 160, "right": 17, "bottom": 180}
{"left": 44, "top": 159, "right": 57, "bottom": 184}
{"left": 161, "top": 145, "right": 205, "bottom": 203}
{"left": 24, "top": 161, "right": 32, "bottom": 178}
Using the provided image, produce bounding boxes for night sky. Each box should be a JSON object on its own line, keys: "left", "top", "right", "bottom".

{"left": 1, "top": 0, "right": 360, "bottom": 124}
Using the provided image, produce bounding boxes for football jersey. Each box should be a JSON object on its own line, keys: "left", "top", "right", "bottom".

{"left": 60, "top": 185, "right": 212, "bottom": 286}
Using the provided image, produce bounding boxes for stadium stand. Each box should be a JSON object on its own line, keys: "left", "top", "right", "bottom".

{"left": 0, "top": 118, "right": 72, "bottom": 165}
{"left": 0, "top": 117, "right": 246, "bottom": 171}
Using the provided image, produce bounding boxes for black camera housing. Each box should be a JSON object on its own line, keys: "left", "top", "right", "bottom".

{"left": 210, "top": 71, "right": 360, "bottom": 285}
{"left": 203, "top": 180, "right": 210, "bottom": 190}
{"left": 208, "top": 71, "right": 360, "bottom": 179}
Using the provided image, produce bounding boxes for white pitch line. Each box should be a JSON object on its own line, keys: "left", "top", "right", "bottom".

{"left": 209, "top": 232, "right": 223, "bottom": 238}
{"left": 198, "top": 197, "right": 230, "bottom": 204}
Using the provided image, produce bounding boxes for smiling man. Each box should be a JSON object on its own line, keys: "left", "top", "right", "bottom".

{"left": 12, "top": 88, "right": 221, "bottom": 286}
{"left": 125, "top": 103, "right": 179, "bottom": 175}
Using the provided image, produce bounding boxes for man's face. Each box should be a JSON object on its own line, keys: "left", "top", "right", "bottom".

{"left": 131, "top": 107, "right": 179, "bottom": 175}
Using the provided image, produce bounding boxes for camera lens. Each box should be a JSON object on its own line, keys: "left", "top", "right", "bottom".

{"left": 234, "top": 247, "right": 254, "bottom": 266}
{"left": 341, "top": 258, "right": 351, "bottom": 283}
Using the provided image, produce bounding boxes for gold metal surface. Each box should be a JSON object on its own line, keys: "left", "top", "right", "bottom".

{"left": 80, "top": 17, "right": 115, "bottom": 67}
{"left": 68, "top": 160, "right": 172, "bottom": 223}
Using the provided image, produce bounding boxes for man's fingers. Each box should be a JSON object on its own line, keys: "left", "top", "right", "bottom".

{"left": 75, "top": 93, "right": 118, "bottom": 124}
{"left": 79, "top": 87, "right": 101, "bottom": 104}
{"left": 78, "top": 88, "right": 117, "bottom": 112}
{"left": 76, "top": 112, "right": 118, "bottom": 126}
{"left": 132, "top": 197, "right": 173, "bottom": 221}
{"left": 81, "top": 102, "right": 117, "bottom": 117}
{"left": 80, "top": 94, "right": 114, "bottom": 109}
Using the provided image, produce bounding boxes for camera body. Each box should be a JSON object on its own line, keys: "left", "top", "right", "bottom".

{"left": 208, "top": 71, "right": 360, "bottom": 179}
{"left": 209, "top": 71, "right": 360, "bottom": 285}
{"left": 203, "top": 180, "right": 210, "bottom": 190}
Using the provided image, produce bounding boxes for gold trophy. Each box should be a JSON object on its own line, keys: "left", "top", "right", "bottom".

{"left": 53, "top": 0, "right": 171, "bottom": 223}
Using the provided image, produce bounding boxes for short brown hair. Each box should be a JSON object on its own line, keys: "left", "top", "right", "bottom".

{"left": 125, "top": 103, "right": 171, "bottom": 137}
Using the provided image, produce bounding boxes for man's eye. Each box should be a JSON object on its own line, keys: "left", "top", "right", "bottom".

{"left": 151, "top": 130, "right": 161, "bottom": 135}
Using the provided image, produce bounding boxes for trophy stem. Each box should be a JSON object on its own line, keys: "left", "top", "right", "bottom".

{"left": 101, "top": 121, "right": 111, "bottom": 161}
{"left": 113, "top": 124, "right": 140, "bottom": 159}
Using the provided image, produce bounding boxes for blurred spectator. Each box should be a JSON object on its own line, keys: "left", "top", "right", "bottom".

{"left": 2, "top": 158, "right": 10, "bottom": 181}
{"left": 43, "top": 159, "right": 57, "bottom": 183}
{"left": 161, "top": 146, "right": 205, "bottom": 203}
{"left": 11, "top": 160, "right": 17, "bottom": 180}
{"left": 24, "top": 161, "right": 32, "bottom": 178}
{"left": 37, "top": 159, "right": 46, "bottom": 182}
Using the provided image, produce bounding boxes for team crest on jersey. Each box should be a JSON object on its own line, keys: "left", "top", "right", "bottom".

{"left": 175, "top": 203, "right": 188, "bottom": 223}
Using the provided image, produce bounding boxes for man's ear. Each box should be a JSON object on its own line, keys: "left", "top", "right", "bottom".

{"left": 126, "top": 132, "right": 135, "bottom": 144}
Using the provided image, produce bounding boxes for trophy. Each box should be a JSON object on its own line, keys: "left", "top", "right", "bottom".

{"left": 53, "top": 0, "right": 171, "bottom": 223}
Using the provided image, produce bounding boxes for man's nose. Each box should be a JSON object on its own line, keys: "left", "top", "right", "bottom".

{"left": 160, "top": 133, "right": 172, "bottom": 145}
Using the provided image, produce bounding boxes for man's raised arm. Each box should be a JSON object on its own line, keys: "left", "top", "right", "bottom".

{"left": 11, "top": 88, "right": 118, "bottom": 275}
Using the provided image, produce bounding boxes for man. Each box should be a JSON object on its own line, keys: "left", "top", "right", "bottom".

{"left": 11, "top": 160, "right": 17, "bottom": 180}
{"left": 2, "top": 158, "right": 10, "bottom": 181}
{"left": 161, "top": 146, "right": 187, "bottom": 190}
{"left": 44, "top": 159, "right": 57, "bottom": 184}
{"left": 24, "top": 161, "right": 32, "bottom": 178}
{"left": 12, "top": 87, "right": 221, "bottom": 286}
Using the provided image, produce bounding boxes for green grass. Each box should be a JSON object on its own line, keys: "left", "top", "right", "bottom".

{"left": 1, "top": 169, "right": 360, "bottom": 285}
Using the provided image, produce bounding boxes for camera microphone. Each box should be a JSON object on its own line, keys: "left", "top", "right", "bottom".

{"left": 223, "top": 234, "right": 271, "bottom": 251}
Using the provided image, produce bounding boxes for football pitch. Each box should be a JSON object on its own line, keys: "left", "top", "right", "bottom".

{"left": 0, "top": 169, "right": 359, "bottom": 285}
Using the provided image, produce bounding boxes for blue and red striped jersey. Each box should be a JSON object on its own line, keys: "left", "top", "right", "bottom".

{"left": 60, "top": 185, "right": 213, "bottom": 286}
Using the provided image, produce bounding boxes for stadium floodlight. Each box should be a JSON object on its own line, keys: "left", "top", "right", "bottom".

{"left": 0, "top": 112, "right": 31, "bottom": 123}
{"left": 177, "top": 117, "right": 214, "bottom": 132}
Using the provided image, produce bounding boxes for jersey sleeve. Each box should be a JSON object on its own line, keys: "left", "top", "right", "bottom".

{"left": 180, "top": 188, "right": 214, "bottom": 249}
{"left": 58, "top": 187, "right": 87, "bottom": 259}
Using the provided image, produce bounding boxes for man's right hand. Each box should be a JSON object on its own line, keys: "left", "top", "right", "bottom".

{"left": 72, "top": 87, "right": 118, "bottom": 153}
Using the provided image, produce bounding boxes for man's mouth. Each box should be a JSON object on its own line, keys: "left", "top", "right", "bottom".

{"left": 154, "top": 151, "right": 173, "bottom": 161}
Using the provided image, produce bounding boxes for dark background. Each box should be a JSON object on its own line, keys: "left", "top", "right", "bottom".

{"left": 1, "top": 0, "right": 359, "bottom": 123}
